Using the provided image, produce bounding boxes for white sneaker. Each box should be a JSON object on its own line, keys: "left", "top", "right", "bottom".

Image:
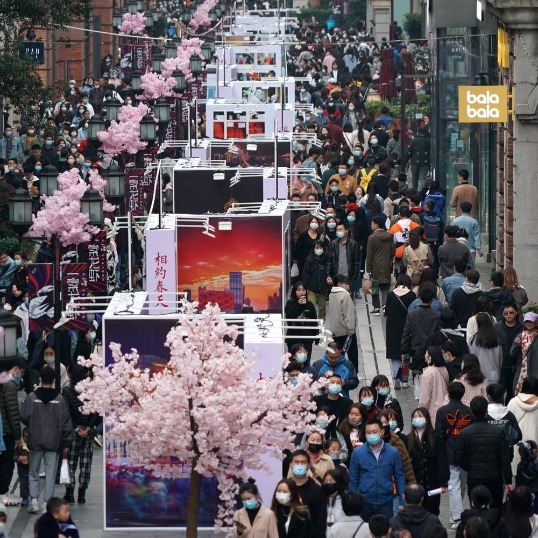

{"left": 401, "top": 382, "right": 409, "bottom": 388}
{"left": 27, "top": 499, "right": 40, "bottom": 514}
{"left": 451, "top": 521, "right": 461, "bottom": 529}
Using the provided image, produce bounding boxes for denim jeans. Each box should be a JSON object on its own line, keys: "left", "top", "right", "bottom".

{"left": 448, "top": 464, "right": 467, "bottom": 521}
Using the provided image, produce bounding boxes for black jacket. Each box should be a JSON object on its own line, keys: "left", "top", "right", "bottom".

{"left": 295, "top": 478, "right": 327, "bottom": 538}
{"left": 36, "top": 512, "right": 80, "bottom": 538}
{"left": 302, "top": 256, "right": 328, "bottom": 294}
{"left": 62, "top": 384, "right": 99, "bottom": 430}
{"left": 401, "top": 306, "right": 441, "bottom": 369}
{"left": 0, "top": 378, "right": 22, "bottom": 438}
{"left": 405, "top": 134, "right": 430, "bottom": 167}
{"left": 453, "top": 419, "right": 512, "bottom": 485}
{"left": 516, "top": 458, "right": 538, "bottom": 492}
{"left": 495, "top": 319, "right": 522, "bottom": 369}
{"left": 274, "top": 505, "right": 314, "bottom": 538}
{"left": 390, "top": 505, "right": 442, "bottom": 538}
{"left": 347, "top": 208, "right": 369, "bottom": 249}
{"left": 449, "top": 287, "right": 485, "bottom": 327}
{"left": 486, "top": 405, "right": 522, "bottom": 462}
{"left": 455, "top": 508, "right": 499, "bottom": 538}
{"left": 284, "top": 299, "right": 318, "bottom": 343}
{"left": 486, "top": 288, "right": 514, "bottom": 320}
{"left": 326, "top": 238, "right": 360, "bottom": 281}
{"left": 407, "top": 432, "right": 450, "bottom": 491}
{"left": 435, "top": 400, "right": 472, "bottom": 464}
{"left": 314, "top": 394, "right": 353, "bottom": 423}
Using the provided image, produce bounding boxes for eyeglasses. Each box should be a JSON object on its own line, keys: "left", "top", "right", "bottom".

{"left": 503, "top": 311, "right": 516, "bottom": 316}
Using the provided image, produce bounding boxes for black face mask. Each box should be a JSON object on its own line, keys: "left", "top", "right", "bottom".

{"left": 308, "top": 443, "right": 323, "bottom": 453}
{"left": 322, "top": 483, "right": 338, "bottom": 495}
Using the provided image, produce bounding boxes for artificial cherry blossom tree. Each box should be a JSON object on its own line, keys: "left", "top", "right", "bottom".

{"left": 76, "top": 303, "right": 323, "bottom": 537}
{"left": 189, "top": 0, "right": 218, "bottom": 29}
{"left": 97, "top": 103, "right": 151, "bottom": 156}
{"left": 28, "top": 167, "right": 112, "bottom": 245}
{"left": 118, "top": 12, "right": 146, "bottom": 36}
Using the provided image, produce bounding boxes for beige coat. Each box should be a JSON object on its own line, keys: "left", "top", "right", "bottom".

{"left": 419, "top": 366, "right": 449, "bottom": 426}
{"left": 402, "top": 243, "right": 434, "bottom": 285}
{"left": 450, "top": 182, "right": 479, "bottom": 217}
{"left": 231, "top": 505, "right": 279, "bottom": 538}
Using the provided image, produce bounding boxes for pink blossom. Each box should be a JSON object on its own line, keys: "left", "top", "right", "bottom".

{"left": 189, "top": 0, "right": 218, "bottom": 29}
{"left": 118, "top": 12, "right": 146, "bottom": 35}
{"left": 28, "top": 168, "right": 102, "bottom": 245}
{"left": 97, "top": 104, "right": 151, "bottom": 156}
{"left": 139, "top": 72, "right": 176, "bottom": 100}
{"left": 76, "top": 303, "right": 323, "bottom": 531}
{"left": 161, "top": 38, "right": 204, "bottom": 83}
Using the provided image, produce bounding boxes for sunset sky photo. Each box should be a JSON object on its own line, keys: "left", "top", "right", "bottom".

{"left": 177, "top": 216, "right": 283, "bottom": 312}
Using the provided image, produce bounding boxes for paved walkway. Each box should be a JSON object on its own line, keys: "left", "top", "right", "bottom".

{"left": 4, "top": 269, "right": 500, "bottom": 536}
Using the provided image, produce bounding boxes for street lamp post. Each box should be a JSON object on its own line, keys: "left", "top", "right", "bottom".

{"left": 88, "top": 115, "right": 105, "bottom": 142}
{"left": 0, "top": 303, "right": 20, "bottom": 359}
{"left": 105, "top": 97, "right": 122, "bottom": 122}
{"left": 39, "top": 165, "right": 59, "bottom": 196}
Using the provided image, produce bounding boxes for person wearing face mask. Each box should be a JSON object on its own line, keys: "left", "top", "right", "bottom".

{"left": 363, "top": 132, "right": 388, "bottom": 165}
{"left": 371, "top": 375, "right": 404, "bottom": 430}
{"left": 287, "top": 450, "right": 327, "bottom": 537}
{"left": 271, "top": 478, "right": 313, "bottom": 538}
{"left": 4, "top": 158, "right": 23, "bottom": 189}
{"left": 294, "top": 219, "right": 322, "bottom": 279}
{"left": 0, "top": 250, "right": 18, "bottom": 303}
{"left": 290, "top": 431, "right": 334, "bottom": 485}
{"left": 40, "top": 135, "right": 59, "bottom": 167}
{"left": 323, "top": 216, "right": 339, "bottom": 243}
{"left": 73, "top": 323, "right": 97, "bottom": 362}
{"left": 0, "top": 125, "right": 20, "bottom": 162}
{"left": 42, "top": 346, "right": 69, "bottom": 389}
{"left": 291, "top": 170, "right": 317, "bottom": 202}
{"left": 321, "top": 468, "right": 347, "bottom": 530}
{"left": 0, "top": 358, "right": 26, "bottom": 506}
{"left": 325, "top": 162, "right": 357, "bottom": 197}
{"left": 302, "top": 242, "right": 329, "bottom": 320}
{"left": 285, "top": 282, "right": 318, "bottom": 360}
{"left": 19, "top": 123, "right": 42, "bottom": 158}
{"left": 288, "top": 346, "right": 318, "bottom": 380}
{"left": 418, "top": 346, "right": 449, "bottom": 427}
{"left": 325, "top": 439, "right": 350, "bottom": 483}
{"left": 349, "top": 418, "right": 406, "bottom": 521}
{"left": 325, "top": 179, "right": 343, "bottom": 209}
{"left": 339, "top": 403, "right": 366, "bottom": 462}
{"left": 231, "top": 479, "right": 278, "bottom": 538}
{"left": 313, "top": 343, "right": 359, "bottom": 400}
{"left": 406, "top": 408, "right": 449, "bottom": 516}
{"left": 435, "top": 381, "right": 472, "bottom": 527}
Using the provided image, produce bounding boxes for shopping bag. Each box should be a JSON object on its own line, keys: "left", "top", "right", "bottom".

{"left": 361, "top": 277, "right": 372, "bottom": 294}
{"left": 395, "top": 362, "right": 409, "bottom": 383}
{"left": 413, "top": 373, "right": 422, "bottom": 400}
{"left": 291, "top": 262, "right": 299, "bottom": 278}
{"left": 59, "top": 458, "right": 71, "bottom": 485}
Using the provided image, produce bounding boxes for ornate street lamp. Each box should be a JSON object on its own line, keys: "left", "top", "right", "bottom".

{"left": 154, "top": 97, "right": 171, "bottom": 123}
{"left": 39, "top": 165, "right": 59, "bottom": 196}
{"left": 145, "top": 10, "right": 155, "bottom": 28}
{"left": 0, "top": 303, "right": 20, "bottom": 359}
{"left": 131, "top": 70, "right": 142, "bottom": 92}
{"left": 205, "top": 36, "right": 216, "bottom": 55}
{"left": 8, "top": 188, "right": 33, "bottom": 227}
{"left": 80, "top": 187, "right": 104, "bottom": 227}
{"left": 113, "top": 10, "right": 123, "bottom": 28}
{"left": 139, "top": 114, "right": 157, "bottom": 143}
{"left": 201, "top": 42, "right": 212, "bottom": 62}
{"left": 105, "top": 97, "right": 122, "bottom": 121}
{"left": 127, "top": 0, "right": 138, "bottom": 14}
{"left": 189, "top": 54, "right": 202, "bottom": 76}
{"left": 165, "top": 40, "right": 177, "bottom": 59}
{"left": 152, "top": 53, "right": 164, "bottom": 74}
{"left": 172, "top": 69, "right": 186, "bottom": 92}
{"left": 88, "top": 115, "right": 105, "bottom": 141}
{"left": 103, "top": 162, "right": 125, "bottom": 198}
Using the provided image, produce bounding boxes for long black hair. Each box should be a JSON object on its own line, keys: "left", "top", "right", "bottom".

{"left": 457, "top": 354, "right": 486, "bottom": 386}
{"left": 407, "top": 407, "right": 437, "bottom": 456}
{"left": 289, "top": 281, "right": 308, "bottom": 301}
{"left": 473, "top": 312, "right": 500, "bottom": 349}
{"left": 307, "top": 240, "right": 326, "bottom": 263}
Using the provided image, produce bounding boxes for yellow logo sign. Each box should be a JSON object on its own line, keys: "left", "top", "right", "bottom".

{"left": 458, "top": 85, "right": 508, "bottom": 123}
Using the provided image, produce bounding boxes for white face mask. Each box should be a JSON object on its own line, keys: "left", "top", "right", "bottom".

{"left": 275, "top": 492, "right": 291, "bottom": 505}
{"left": 44, "top": 355, "right": 55, "bottom": 364}
{"left": 310, "top": 221, "right": 319, "bottom": 230}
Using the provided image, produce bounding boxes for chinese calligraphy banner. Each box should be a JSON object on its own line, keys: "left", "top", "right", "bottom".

{"left": 125, "top": 168, "right": 145, "bottom": 216}
{"left": 145, "top": 227, "right": 177, "bottom": 315}
{"left": 83, "top": 231, "right": 108, "bottom": 295}
{"left": 61, "top": 262, "right": 90, "bottom": 331}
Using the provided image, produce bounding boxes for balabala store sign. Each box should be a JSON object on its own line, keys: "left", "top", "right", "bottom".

{"left": 458, "top": 85, "right": 508, "bottom": 122}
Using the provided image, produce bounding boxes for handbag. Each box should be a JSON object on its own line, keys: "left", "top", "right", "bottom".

{"left": 361, "top": 276, "right": 372, "bottom": 294}
{"left": 59, "top": 458, "right": 71, "bottom": 485}
{"left": 291, "top": 262, "right": 299, "bottom": 278}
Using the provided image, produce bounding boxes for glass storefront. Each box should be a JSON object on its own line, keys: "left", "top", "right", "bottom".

{"left": 432, "top": 27, "right": 497, "bottom": 251}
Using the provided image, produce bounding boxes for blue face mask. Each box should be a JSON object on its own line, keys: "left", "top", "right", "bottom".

{"left": 46, "top": 140, "right": 53, "bottom": 146}
{"left": 314, "top": 249, "right": 324, "bottom": 257}
{"left": 330, "top": 454, "right": 340, "bottom": 461}
{"left": 296, "top": 352, "right": 308, "bottom": 363}
{"left": 328, "top": 383, "right": 342, "bottom": 395}
{"left": 377, "top": 388, "right": 390, "bottom": 397}
{"left": 327, "top": 222, "right": 336, "bottom": 230}
{"left": 14, "top": 260, "right": 22, "bottom": 266}
{"left": 88, "top": 332, "right": 96, "bottom": 342}
{"left": 330, "top": 185, "right": 339, "bottom": 193}
{"left": 347, "top": 216, "right": 356, "bottom": 223}
{"left": 316, "top": 419, "right": 330, "bottom": 429}
{"left": 338, "top": 168, "right": 347, "bottom": 176}
{"left": 347, "top": 160, "right": 354, "bottom": 166}
{"left": 361, "top": 398, "right": 374, "bottom": 407}
{"left": 443, "top": 355, "right": 450, "bottom": 363}
{"left": 292, "top": 465, "right": 308, "bottom": 478}
{"left": 389, "top": 421, "right": 398, "bottom": 431}
{"left": 353, "top": 150, "right": 362, "bottom": 157}
{"left": 242, "top": 499, "right": 258, "bottom": 510}
{"left": 13, "top": 373, "right": 23, "bottom": 384}
{"left": 366, "top": 433, "right": 381, "bottom": 445}
{"left": 412, "top": 417, "right": 427, "bottom": 429}
{"left": 336, "top": 231, "right": 345, "bottom": 239}
{"left": 290, "top": 379, "right": 298, "bottom": 386}
{"left": 34, "top": 165, "right": 42, "bottom": 172}
{"left": 83, "top": 162, "right": 91, "bottom": 168}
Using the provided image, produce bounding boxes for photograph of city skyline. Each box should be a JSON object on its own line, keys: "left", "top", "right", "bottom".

{"left": 177, "top": 216, "right": 283, "bottom": 313}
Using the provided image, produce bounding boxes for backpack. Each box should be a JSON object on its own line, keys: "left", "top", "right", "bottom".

{"left": 423, "top": 213, "right": 442, "bottom": 244}
{"left": 359, "top": 167, "right": 377, "bottom": 191}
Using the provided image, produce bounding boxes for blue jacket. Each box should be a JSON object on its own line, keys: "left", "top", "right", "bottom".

{"left": 0, "top": 257, "right": 17, "bottom": 288}
{"left": 0, "top": 136, "right": 21, "bottom": 160}
{"left": 349, "top": 441, "right": 406, "bottom": 506}
{"left": 312, "top": 354, "right": 359, "bottom": 398}
{"left": 441, "top": 273, "right": 466, "bottom": 303}
{"left": 452, "top": 213, "right": 481, "bottom": 250}
{"left": 423, "top": 192, "right": 446, "bottom": 218}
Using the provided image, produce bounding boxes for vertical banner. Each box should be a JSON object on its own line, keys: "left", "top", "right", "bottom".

{"left": 165, "top": 98, "right": 178, "bottom": 142}
{"left": 27, "top": 263, "right": 55, "bottom": 332}
{"left": 145, "top": 227, "right": 177, "bottom": 315}
{"left": 125, "top": 168, "right": 145, "bottom": 216}
{"left": 179, "top": 93, "right": 192, "bottom": 127}
{"left": 83, "top": 231, "right": 109, "bottom": 295}
{"left": 131, "top": 40, "right": 152, "bottom": 73}
{"left": 141, "top": 146, "right": 158, "bottom": 193}
{"left": 61, "top": 262, "right": 90, "bottom": 330}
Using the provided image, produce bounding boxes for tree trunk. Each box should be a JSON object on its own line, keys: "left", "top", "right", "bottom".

{"left": 186, "top": 469, "right": 203, "bottom": 538}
